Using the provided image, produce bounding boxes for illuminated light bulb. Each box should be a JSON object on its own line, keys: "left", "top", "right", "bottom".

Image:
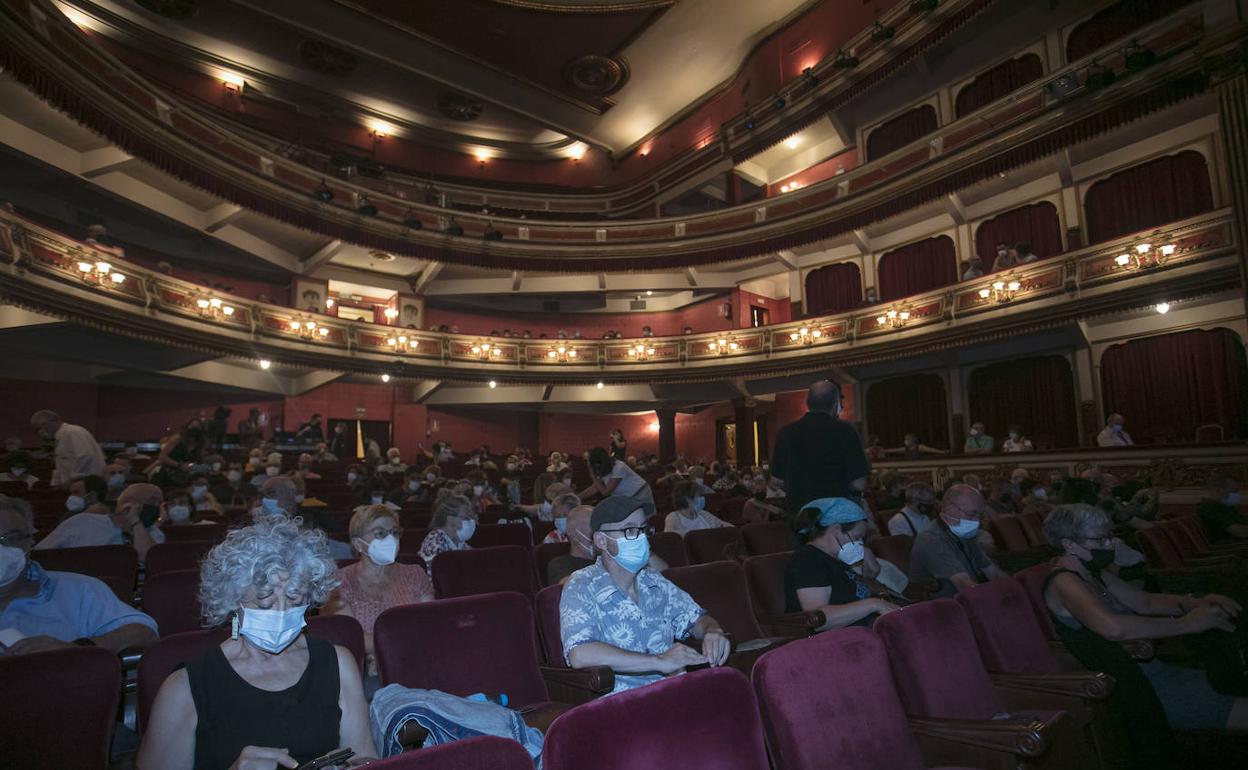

{"left": 318, "top": 327, "right": 329, "bottom": 336}
{"left": 1007, "top": 281, "right": 1021, "bottom": 292}
{"left": 209, "top": 297, "right": 222, "bottom": 308}
{"left": 488, "top": 380, "right": 497, "bottom": 389}
{"left": 325, "top": 298, "right": 334, "bottom": 308}
{"left": 367, "top": 118, "right": 396, "bottom": 137}
{"left": 789, "top": 332, "right": 799, "bottom": 341}
{"left": 568, "top": 143, "right": 587, "bottom": 161}
{"left": 222, "top": 305, "right": 234, "bottom": 315}
{"left": 110, "top": 272, "right": 125, "bottom": 284}
{"left": 596, "top": 381, "right": 604, "bottom": 389}
{"left": 786, "top": 136, "right": 800, "bottom": 149}
{"left": 728, "top": 342, "right": 739, "bottom": 351}
{"left": 992, "top": 281, "right": 1005, "bottom": 291}
{"left": 568, "top": 349, "right": 577, "bottom": 358}
{"left": 398, "top": 335, "right": 408, "bottom": 344}
{"left": 387, "top": 338, "right": 397, "bottom": 346}
{"left": 1136, "top": 243, "right": 1151, "bottom": 255}
{"left": 220, "top": 72, "right": 246, "bottom": 90}
{"left": 646, "top": 290, "right": 653, "bottom": 296}
{"left": 95, "top": 261, "right": 111, "bottom": 274}
{"left": 979, "top": 288, "right": 991, "bottom": 299}
{"left": 1160, "top": 244, "right": 1176, "bottom": 256}
{"left": 197, "top": 299, "right": 211, "bottom": 309}
{"left": 547, "top": 350, "right": 557, "bottom": 359}
{"left": 384, "top": 307, "right": 398, "bottom": 319}
{"left": 471, "top": 345, "right": 482, "bottom": 354}
{"left": 481, "top": 343, "right": 492, "bottom": 352}
{"left": 78, "top": 261, "right": 93, "bottom": 273}
{"left": 492, "top": 348, "right": 501, "bottom": 357}
{"left": 473, "top": 148, "right": 491, "bottom": 163}
{"left": 887, "top": 310, "right": 898, "bottom": 320}
{"left": 259, "top": 359, "right": 271, "bottom": 370}
{"left": 557, "top": 345, "right": 566, "bottom": 354}
{"left": 381, "top": 373, "right": 391, "bottom": 383}
{"left": 1155, "top": 302, "right": 1170, "bottom": 315}
{"left": 876, "top": 316, "right": 887, "bottom": 325}
{"left": 780, "top": 184, "right": 790, "bottom": 193}
{"left": 899, "top": 311, "right": 911, "bottom": 321}
{"left": 289, "top": 320, "right": 301, "bottom": 331}
{"left": 811, "top": 329, "right": 822, "bottom": 338}
{"left": 305, "top": 321, "right": 316, "bottom": 330}
{"left": 1115, "top": 254, "right": 1131, "bottom": 267}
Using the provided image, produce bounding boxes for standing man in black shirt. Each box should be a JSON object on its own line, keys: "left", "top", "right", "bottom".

{"left": 772, "top": 380, "right": 870, "bottom": 513}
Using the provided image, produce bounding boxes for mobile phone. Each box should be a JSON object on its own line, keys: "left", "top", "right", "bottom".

{"left": 295, "top": 748, "right": 355, "bottom": 770}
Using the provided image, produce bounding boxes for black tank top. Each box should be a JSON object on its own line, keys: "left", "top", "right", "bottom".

{"left": 186, "top": 636, "right": 342, "bottom": 770}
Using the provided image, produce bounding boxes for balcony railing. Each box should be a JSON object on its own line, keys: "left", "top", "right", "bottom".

{"left": 0, "top": 208, "right": 1235, "bottom": 385}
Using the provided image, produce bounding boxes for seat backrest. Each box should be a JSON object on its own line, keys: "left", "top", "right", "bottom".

{"left": 955, "top": 578, "right": 1061, "bottom": 674}
{"left": 541, "top": 667, "right": 769, "bottom": 770}
{"left": 743, "top": 552, "right": 791, "bottom": 616}
{"left": 534, "top": 583, "right": 565, "bottom": 665}
{"left": 397, "top": 528, "right": 430, "bottom": 555}
{"left": 145, "top": 540, "right": 216, "bottom": 578}
{"left": 987, "top": 515, "right": 1030, "bottom": 552}
{"left": 1019, "top": 511, "right": 1046, "bottom": 547}
{"left": 740, "top": 521, "right": 794, "bottom": 556}
{"left": 369, "top": 735, "right": 535, "bottom": 769}
{"left": 718, "top": 497, "right": 748, "bottom": 524}
{"left": 142, "top": 569, "right": 205, "bottom": 637}
{"left": 1161, "top": 520, "right": 1198, "bottom": 560}
{"left": 648, "top": 531, "right": 689, "bottom": 568}
{"left": 873, "top": 598, "right": 1004, "bottom": 720}
{"left": 1013, "top": 563, "right": 1057, "bottom": 640}
{"left": 663, "top": 561, "right": 764, "bottom": 642}
{"left": 869, "top": 535, "right": 914, "bottom": 573}
{"left": 531, "top": 520, "right": 556, "bottom": 544}
{"left": 685, "top": 526, "right": 743, "bottom": 564}
{"left": 30, "top": 544, "right": 138, "bottom": 588}
{"left": 136, "top": 629, "right": 225, "bottom": 732}
{"left": 306, "top": 614, "right": 366, "bottom": 675}
{"left": 0, "top": 647, "right": 121, "bottom": 769}
{"left": 162, "top": 523, "right": 227, "bottom": 542}
{"left": 1174, "top": 514, "right": 1211, "bottom": 550}
{"left": 1136, "top": 527, "right": 1185, "bottom": 568}
{"left": 751, "top": 628, "right": 926, "bottom": 770}
{"left": 431, "top": 545, "right": 537, "bottom": 600}
{"left": 470, "top": 523, "right": 534, "bottom": 549}
{"left": 374, "top": 591, "right": 549, "bottom": 707}
{"left": 872, "top": 508, "right": 900, "bottom": 537}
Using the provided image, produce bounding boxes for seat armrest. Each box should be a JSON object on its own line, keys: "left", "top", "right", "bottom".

{"left": 755, "top": 610, "right": 825, "bottom": 637}
{"left": 516, "top": 701, "right": 570, "bottom": 733}
{"left": 908, "top": 714, "right": 1051, "bottom": 761}
{"left": 539, "top": 664, "right": 614, "bottom": 705}
{"left": 991, "top": 671, "right": 1114, "bottom": 701}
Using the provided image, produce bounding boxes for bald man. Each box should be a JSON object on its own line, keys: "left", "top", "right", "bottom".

{"left": 771, "top": 380, "right": 869, "bottom": 513}
{"left": 908, "top": 484, "right": 1004, "bottom": 598}
{"left": 548, "top": 505, "right": 596, "bottom": 585}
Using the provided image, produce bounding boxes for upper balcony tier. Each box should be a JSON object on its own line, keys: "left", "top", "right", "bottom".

{"left": 0, "top": 0, "right": 1235, "bottom": 272}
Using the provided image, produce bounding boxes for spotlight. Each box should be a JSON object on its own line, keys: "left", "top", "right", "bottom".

{"left": 833, "top": 50, "right": 859, "bottom": 69}
{"left": 259, "top": 359, "right": 271, "bottom": 370}
{"left": 314, "top": 180, "right": 334, "bottom": 202}
{"left": 446, "top": 219, "right": 464, "bottom": 237}
{"left": 1084, "top": 63, "right": 1116, "bottom": 91}
{"left": 483, "top": 225, "right": 503, "bottom": 242}
{"left": 356, "top": 196, "right": 378, "bottom": 217}
{"left": 488, "top": 380, "right": 497, "bottom": 389}
{"left": 1124, "top": 41, "right": 1157, "bottom": 71}
{"left": 381, "top": 373, "right": 391, "bottom": 383}
{"left": 773, "top": 96, "right": 786, "bottom": 110}
{"left": 910, "top": 0, "right": 939, "bottom": 12}
{"left": 871, "top": 21, "right": 895, "bottom": 41}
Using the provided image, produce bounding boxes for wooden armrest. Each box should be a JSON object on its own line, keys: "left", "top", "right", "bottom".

{"left": 991, "top": 671, "right": 1114, "bottom": 701}
{"left": 755, "top": 610, "right": 825, "bottom": 637}
{"left": 539, "top": 665, "right": 614, "bottom": 705}
{"left": 517, "top": 701, "right": 570, "bottom": 733}
{"left": 908, "top": 714, "right": 1051, "bottom": 759}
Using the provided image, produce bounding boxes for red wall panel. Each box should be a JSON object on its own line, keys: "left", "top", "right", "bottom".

{"left": 0, "top": 379, "right": 100, "bottom": 446}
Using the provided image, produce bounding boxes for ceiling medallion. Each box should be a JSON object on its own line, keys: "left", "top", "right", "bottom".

{"left": 437, "top": 92, "right": 485, "bottom": 122}
{"left": 563, "top": 54, "right": 630, "bottom": 96}
{"left": 133, "top": 0, "right": 198, "bottom": 19}
{"left": 369, "top": 250, "right": 396, "bottom": 262}
{"left": 298, "top": 40, "right": 359, "bottom": 77}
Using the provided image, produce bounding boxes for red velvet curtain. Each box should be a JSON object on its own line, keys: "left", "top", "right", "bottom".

{"left": 877, "top": 236, "right": 958, "bottom": 301}
{"left": 974, "top": 202, "right": 1064, "bottom": 270}
{"left": 866, "top": 105, "right": 938, "bottom": 161}
{"left": 1067, "top": 0, "right": 1197, "bottom": 61}
{"left": 967, "top": 355, "right": 1078, "bottom": 450}
{"left": 955, "top": 54, "right": 1044, "bottom": 117}
{"left": 1101, "top": 329, "right": 1248, "bottom": 443}
{"left": 1084, "top": 151, "right": 1213, "bottom": 243}
{"left": 804, "top": 263, "right": 862, "bottom": 316}
{"left": 866, "top": 373, "right": 949, "bottom": 449}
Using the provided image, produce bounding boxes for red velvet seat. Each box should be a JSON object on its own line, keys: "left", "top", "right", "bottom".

{"left": 740, "top": 521, "right": 794, "bottom": 555}
{"left": 162, "top": 522, "right": 227, "bottom": 542}
{"left": 742, "top": 552, "right": 827, "bottom": 637}
{"left": 752, "top": 627, "right": 977, "bottom": 770}
{"left": 1019, "top": 511, "right": 1045, "bottom": 547}
{"left": 368, "top": 735, "right": 535, "bottom": 769}
{"left": 30, "top": 544, "right": 138, "bottom": 599}
{"left": 648, "top": 531, "right": 689, "bottom": 568}
{"left": 541, "top": 667, "right": 770, "bottom": 770}
{"left": 535, "top": 583, "right": 565, "bottom": 665}
{"left": 1136, "top": 527, "right": 1185, "bottom": 568}
{"left": 534, "top": 541, "right": 571, "bottom": 587}
{"left": 869, "top": 535, "right": 914, "bottom": 573}
{"left": 0, "top": 647, "right": 121, "bottom": 769}
{"left": 955, "top": 578, "right": 1062, "bottom": 674}
{"left": 717, "top": 496, "right": 748, "bottom": 524}
{"left": 662, "top": 561, "right": 767, "bottom": 643}
{"left": 142, "top": 568, "right": 204, "bottom": 637}
{"left": 987, "top": 515, "right": 1031, "bottom": 552}
{"left": 1014, "top": 563, "right": 1058, "bottom": 639}
{"left": 470, "top": 522, "right": 534, "bottom": 549}
{"left": 144, "top": 540, "right": 216, "bottom": 578}
{"left": 685, "top": 525, "right": 743, "bottom": 564}
{"left": 431, "top": 545, "right": 537, "bottom": 600}
{"left": 397, "top": 528, "right": 430, "bottom": 556}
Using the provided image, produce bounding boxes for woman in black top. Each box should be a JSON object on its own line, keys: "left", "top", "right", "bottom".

{"left": 138, "top": 514, "right": 376, "bottom": 770}
{"left": 785, "top": 497, "right": 902, "bottom": 630}
{"left": 1041, "top": 504, "right": 1245, "bottom": 769}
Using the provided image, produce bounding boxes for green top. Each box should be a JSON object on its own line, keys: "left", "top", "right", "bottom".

{"left": 964, "top": 434, "right": 994, "bottom": 451}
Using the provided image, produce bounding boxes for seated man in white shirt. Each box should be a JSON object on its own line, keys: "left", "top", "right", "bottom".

{"left": 887, "top": 482, "right": 937, "bottom": 537}
{"left": 0, "top": 451, "right": 39, "bottom": 490}
{"left": 30, "top": 409, "right": 106, "bottom": 487}
{"left": 35, "top": 482, "right": 165, "bottom": 562}
{"left": 664, "top": 480, "right": 730, "bottom": 536}
{"left": 1096, "top": 413, "right": 1134, "bottom": 447}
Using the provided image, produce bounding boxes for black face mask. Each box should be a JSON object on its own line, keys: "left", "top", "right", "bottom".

{"left": 916, "top": 502, "right": 935, "bottom": 517}
{"left": 1081, "top": 548, "right": 1115, "bottom": 573}
{"left": 138, "top": 503, "right": 161, "bottom": 528}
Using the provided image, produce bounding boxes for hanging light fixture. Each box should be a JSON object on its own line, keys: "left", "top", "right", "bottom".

{"left": 385, "top": 332, "right": 413, "bottom": 353}
{"left": 288, "top": 315, "right": 330, "bottom": 340}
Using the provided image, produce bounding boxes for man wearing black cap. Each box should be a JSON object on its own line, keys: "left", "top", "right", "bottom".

{"left": 559, "top": 495, "right": 730, "bottom": 694}
{"left": 772, "top": 380, "right": 869, "bottom": 513}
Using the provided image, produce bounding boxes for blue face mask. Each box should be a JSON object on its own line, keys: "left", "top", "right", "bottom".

{"left": 260, "top": 497, "right": 282, "bottom": 514}
{"left": 554, "top": 517, "right": 567, "bottom": 534}
{"left": 610, "top": 534, "right": 650, "bottom": 573}
{"left": 692, "top": 496, "right": 705, "bottom": 511}
{"left": 948, "top": 518, "right": 980, "bottom": 539}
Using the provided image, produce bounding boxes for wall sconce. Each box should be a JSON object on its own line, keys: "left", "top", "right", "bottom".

{"left": 385, "top": 332, "right": 412, "bottom": 353}
{"left": 978, "top": 279, "right": 1021, "bottom": 303}
{"left": 707, "top": 336, "right": 740, "bottom": 354}
{"left": 788, "top": 326, "right": 824, "bottom": 345}
{"left": 546, "top": 343, "right": 578, "bottom": 363}
{"left": 628, "top": 342, "right": 656, "bottom": 360}
{"left": 194, "top": 294, "right": 235, "bottom": 319}
{"left": 76, "top": 259, "right": 126, "bottom": 286}
{"left": 1114, "top": 240, "right": 1174, "bottom": 270}
{"left": 383, "top": 307, "right": 398, "bottom": 323}
{"left": 876, "top": 308, "right": 910, "bottom": 328}
{"left": 471, "top": 339, "right": 502, "bottom": 359}
{"left": 288, "top": 316, "right": 330, "bottom": 340}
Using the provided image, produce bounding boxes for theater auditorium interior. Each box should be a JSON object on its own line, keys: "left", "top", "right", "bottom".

{"left": 2, "top": 0, "right": 1248, "bottom": 768}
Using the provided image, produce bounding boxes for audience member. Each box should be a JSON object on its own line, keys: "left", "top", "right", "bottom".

{"left": 84, "top": 223, "right": 125, "bottom": 256}
{"left": 609, "top": 429, "right": 628, "bottom": 462}
{"left": 963, "top": 422, "right": 994, "bottom": 454}
{"left": 237, "top": 407, "right": 265, "bottom": 450}
{"left": 63, "top": 474, "right": 109, "bottom": 517}
{"left": 463, "top": 469, "right": 501, "bottom": 514}
{"left": 1015, "top": 241, "right": 1038, "bottom": 264}
{"left": 962, "top": 256, "right": 985, "bottom": 280}
{"left": 294, "top": 413, "right": 325, "bottom": 442}
{"left": 329, "top": 421, "right": 352, "bottom": 459}
{"left": 908, "top": 483, "right": 1005, "bottom": 597}
{"left": 547, "top": 505, "right": 597, "bottom": 585}
{"left": 30, "top": 409, "right": 106, "bottom": 487}
{"left": 153, "top": 417, "right": 209, "bottom": 485}
{"left": 580, "top": 446, "right": 655, "bottom": 510}
{"left": 1097, "top": 413, "right": 1134, "bottom": 447}
{"left": 786, "top": 498, "right": 902, "bottom": 630}
{"left": 864, "top": 434, "right": 886, "bottom": 461}
{"left": 540, "top": 491, "right": 582, "bottom": 544}
{"left": 1002, "top": 425, "right": 1035, "bottom": 452}
{"left": 210, "top": 461, "right": 250, "bottom": 509}
{"left": 741, "top": 485, "right": 785, "bottom": 524}
{"left": 874, "top": 472, "right": 907, "bottom": 510}
{"left": 1198, "top": 474, "right": 1248, "bottom": 543}
{"left": 0, "top": 451, "right": 38, "bottom": 489}
{"left": 887, "top": 482, "right": 936, "bottom": 537}
{"left": 888, "top": 433, "right": 947, "bottom": 458}
{"left": 0, "top": 495, "right": 157, "bottom": 655}
{"left": 772, "top": 381, "right": 869, "bottom": 513}
{"left": 35, "top": 481, "right": 165, "bottom": 561}
{"left": 664, "top": 480, "right": 729, "bottom": 536}
{"left": 985, "top": 478, "right": 1018, "bottom": 516}
{"left": 993, "top": 244, "right": 1019, "bottom": 270}
{"left": 417, "top": 493, "right": 477, "bottom": 573}
{"left": 560, "top": 496, "right": 729, "bottom": 694}
{"left": 137, "top": 514, "right": 377, "bottom": 769}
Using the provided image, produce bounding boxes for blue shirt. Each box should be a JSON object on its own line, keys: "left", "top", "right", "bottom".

{"left": 0, "top": 561, "right": 158, "bottom": 643}
{"left": 559, "top": 559, "right": 705, "bottom": 694}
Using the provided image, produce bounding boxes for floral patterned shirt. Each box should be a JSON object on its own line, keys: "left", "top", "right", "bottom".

{"left": 559, "top": 558, "right": 705, "bottom": 694}
{"left": 417, "top": 529, "right": 469, "bottom": 575}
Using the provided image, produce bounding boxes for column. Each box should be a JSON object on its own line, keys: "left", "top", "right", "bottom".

{"left": 1213, "top": 54, "right": 1248, "bottom": 315}
{"left": 734, "top": 400, "right": 756, "bottom": 468}
{"left": 657, "top": 408, "right": 677, "bottom": 464}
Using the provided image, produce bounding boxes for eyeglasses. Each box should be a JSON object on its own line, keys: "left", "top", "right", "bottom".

{"left": 369, "top": 527, "right": 403, "bottom": 540}
{"left": 599, "top": 525, "right": 654, "bottom": 540}
{"left": 0, "top": 530, "right": 33, "bottom": 548}
{"left": 1080, "top": 535, "right": 1114, "bottom": 548}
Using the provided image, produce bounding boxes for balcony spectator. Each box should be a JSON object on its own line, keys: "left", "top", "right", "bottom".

{"left": 664, "top": 480, "right": 730, "bottom": 536}
{"left": 1198, "top": 474, "right": 1248, "bottom": 543}
{"left": 1003, "top": 425, "right": 1035, "bottom": 453}
{"left": 683, "top": 326, "right": 694, "bottom": 335}
{"left": 84, "top": 223, "right": 125, "bottom": 257}
{"left": 1016, "top": 241, "right": 1039, "bottom": 264}
{"left": 641, "top": 325, "right": 654, "bottom": 337}
{"left": 861, "top": 286, "right": 880, "bottom": 306}
{"left": 0, "top": 451, "right": 38, "bottom": 490}
{"left": 30, "top": 409, "right": 106, "bottom": 488}
{"left": 887, "top": 482, "right": 936, "bottom": 537}
{"left": 1096, "top": 413, "right": 1134, "bottom": 447}
{"left": 993, "top": 244, "right": 1019, "bottom": 270}
{"left": 887, "top": 433, "right": 947, "bottom": 459}
{"left": 963, "top": 422, "right": 994, "bottom": 454}
{"left": 610, "top": 428, "right": 628, "bottom": 462}
{"left": 961, "top": 257, "right": 985, "bottom": 281}
{"left": 864, "top": 434, "right": 886, "bottom": 462}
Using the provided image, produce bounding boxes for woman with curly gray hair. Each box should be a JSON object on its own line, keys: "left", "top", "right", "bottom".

{"left": 1041, "top": 504, "right": 1246, "bottom": 769}
{"left": 137, "top": 514, "right": 376, "bottom": 770}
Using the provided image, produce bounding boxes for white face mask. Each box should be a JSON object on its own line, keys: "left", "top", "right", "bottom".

{"left": 970, "top": 429, "right": 981, "bottom": 437}
{"left": 506, "top": 464, "right": 517, "bottom": 471}
{"left": 458, "top": 519, "right": 477, "bottom": 542}
{"left": 191, "top": 485, "right": 207, "bottom": 500}
{"left": 408, "top": 481, "right": 420, "bottom": 492}
{"left": 9, "top": 467, "right": 25, "bottom": 477}
{"left": 472, "top": 485, "right": 484, "bottom": 497}
{"left": 367, "top": 534, "right": 399, "bottom": 566}
{"left": 1033, "top": 488, "right": 1048, "bottom": 501}
{"left": 226, "top": 470, "right": 242, "bottom": 482}
{"left": 426, "top": 473, "right": 437, "bottom": 482}
{"left": 390, "top": 457, "right": 401, "bottom": 465}
{"left": 347, "top": 472, "right": 358, "bottom": 484}
{"left": 211, "top": 462, "right": 222, "bottom": 473}
{"left": 837, "top": 540, "right": 865, "bottom": 566}
{"left": 239, "top": 605, "right": 307, "bottom": 654}
{"left": 265, "top": 466, "right": 280, "bottom": 477}
{"left": 108, "top": 473, "right": 125, "bottom": 487}
{"left": 948, "top": 518, "right": 980, "bottom": 539}
{"left": 371, "top": 494, "right": 385, "bottom": 505}
{"left": 0, "top": 544, "right": 27, "bottom": 587}
{"left": 168, "top": 505, "right": 191, "bottom": 522}
{"left": 65, "top": 495, "right": 86, "bottom": 513}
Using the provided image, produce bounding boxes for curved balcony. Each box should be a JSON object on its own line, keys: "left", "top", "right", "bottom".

{"left": 0, "top": 0, "right": 1221, "bottom": 271}
{"left": 0, "top": 208, "right": 1234, "bottom": 385}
